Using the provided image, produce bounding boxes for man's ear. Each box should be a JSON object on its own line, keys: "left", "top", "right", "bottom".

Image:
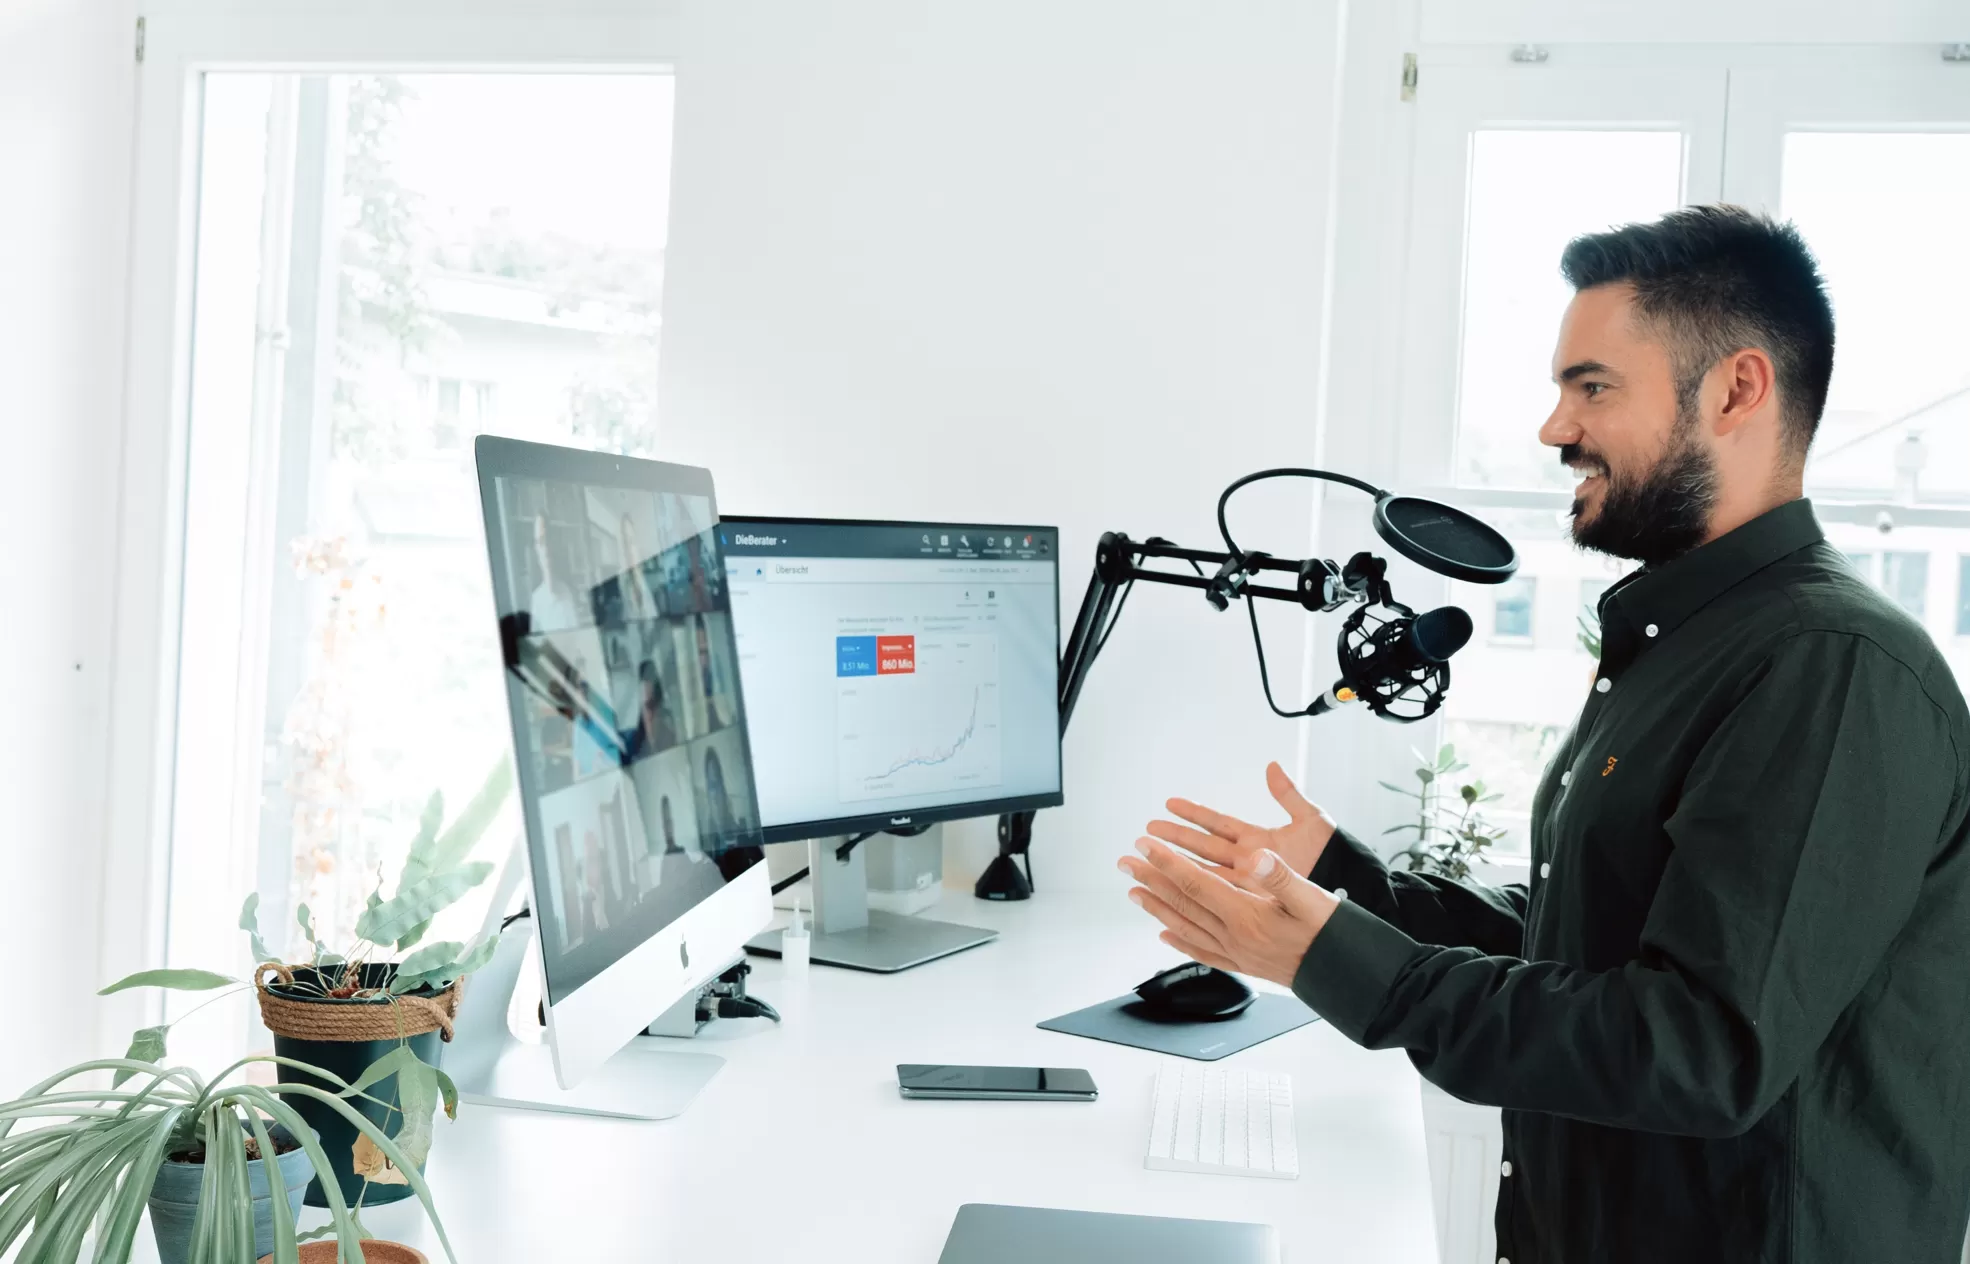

{"left": 1714, "top": 347, "right": 1778, "bottom": 437}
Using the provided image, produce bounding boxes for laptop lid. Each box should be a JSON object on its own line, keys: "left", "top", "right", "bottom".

{"left": 937, "top": 1203, "right": 1279, "bottom": 1264}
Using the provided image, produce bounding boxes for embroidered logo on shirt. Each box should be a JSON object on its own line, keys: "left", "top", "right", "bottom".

{"left": 1603, "top": 757, "right": 1618, "bottom": 777}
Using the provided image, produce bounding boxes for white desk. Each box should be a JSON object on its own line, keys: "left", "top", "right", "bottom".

{"left": 154, "top": 893, "right": 1438, "bottom": 1262}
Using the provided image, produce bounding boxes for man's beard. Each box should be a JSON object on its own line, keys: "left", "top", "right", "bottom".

{"left": 1565, "top": 400, "right": 1718, "bottom": 567}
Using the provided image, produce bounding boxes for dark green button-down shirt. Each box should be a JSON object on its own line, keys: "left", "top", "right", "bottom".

{"left": 1295, "top": 499, "right": 1970, "bottom": 1263}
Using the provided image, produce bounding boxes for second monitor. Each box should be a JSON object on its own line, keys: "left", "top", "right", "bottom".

{"left": 724, "top": 517, "right": 1063, "bottom": 970}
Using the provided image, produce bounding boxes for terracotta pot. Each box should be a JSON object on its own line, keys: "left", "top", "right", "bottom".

{"left": 258, "top": 1240, "right": 428, "bottom": 1264}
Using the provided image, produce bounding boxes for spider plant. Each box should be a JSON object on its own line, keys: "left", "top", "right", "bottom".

{"left": 0, "top": 1048, "right": 457, "bottom": 1264}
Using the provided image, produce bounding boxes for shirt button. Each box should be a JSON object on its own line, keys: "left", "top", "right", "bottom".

{"left": 1595, "top": 677, "right": 1612, "bottom": 693}
{"left": 1499, "top": 1257, "right": 1511, "bottom": 1264}
{"left": 1333, "top": 887, "right": 1347, "bottom": 901}
{"left": 1539, "top": 862, "right": 1550, "bottom": 880}
{"left": 1500, "top": 1160, "right": 1513, "bottom": 1177}
{"left": 1645, "top": 623, "right": 1659, "bottom": 637}
{"left": 1560, "top": 770, "right": 1572, "bottom": 787}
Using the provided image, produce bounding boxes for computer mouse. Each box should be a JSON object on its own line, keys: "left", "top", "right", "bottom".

{"left": 1132, "top": 962, "right": 1255, "bottom": 1022}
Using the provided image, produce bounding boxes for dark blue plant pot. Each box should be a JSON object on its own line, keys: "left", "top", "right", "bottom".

{"left": 146, "top": 1122, "right": 315, "bottom": 1264}
{"left": 267, "top": 964, "right": 444, "bottom": 1208}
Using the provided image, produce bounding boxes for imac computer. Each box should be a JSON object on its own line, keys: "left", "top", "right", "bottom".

{"left": 722, "top": 516, "right": 1063, "bottom": 972}
{"left": 447, "top": 437, "right": 771, "bottom": 1120}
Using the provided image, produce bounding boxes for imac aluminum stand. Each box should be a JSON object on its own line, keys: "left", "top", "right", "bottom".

{"left": 745, "top": 837, "right": 996, "bottom": 972}
{"left": 441, "top": 859, "right": 723, "bottom": 1121}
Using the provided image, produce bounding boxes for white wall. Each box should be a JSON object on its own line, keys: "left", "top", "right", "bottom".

{"left": 0, "top": 0, "right": 138, "bottom": 1092}
{"left": 656, "top": 0, "right": 1350, "bottom": 893}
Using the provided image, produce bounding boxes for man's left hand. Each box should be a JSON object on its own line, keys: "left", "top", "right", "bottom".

{"left": 1118, "top": 838, "right": 1342, "bottom": 989}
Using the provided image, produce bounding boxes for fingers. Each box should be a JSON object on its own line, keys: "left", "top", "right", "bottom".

{"left": 1164, "top": 797, "right": 1256, "bottom": 841}
{"left": 1159, "top": 930, "right": 1240, "bottom": 974}
{"left": 1144, "top": 818, "right": 1245, "bottom": 868}
{"left": 1226, "top": 847, "right": 1333, "bottom": 922}
{"left": 1118, "top": 854, "right": 1228, "bottom": 940}
{"left": 1126, "top": 886, "right": 1229, "bottom": 959}
{"left": 1265, "top": 760, "right": 1322, "bottom": 823}
{"left": 1118, "top": 839, "right": 1244, "bottom": 936}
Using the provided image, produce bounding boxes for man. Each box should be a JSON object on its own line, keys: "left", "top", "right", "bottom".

{"left": 1119, "top": 206, "right": 1970, "bottom": 1262}
{"left": 528, "top": 512, "right": 583, "bottom": 633}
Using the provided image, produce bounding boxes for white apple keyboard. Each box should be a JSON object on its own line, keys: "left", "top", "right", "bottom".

{"left": 1144, "top": 1062, "right": 1299, "bottom": 1179}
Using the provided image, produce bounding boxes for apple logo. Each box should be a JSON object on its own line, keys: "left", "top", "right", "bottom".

{"left": 679, "top": 941, "right": 689, "bottom": 970}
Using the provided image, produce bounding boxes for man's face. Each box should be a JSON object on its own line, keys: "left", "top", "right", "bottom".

{"left": 1539, "top": 284, "right": 1717, "bottom": 566}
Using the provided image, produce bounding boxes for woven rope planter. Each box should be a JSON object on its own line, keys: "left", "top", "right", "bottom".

{"left": 255, "top": 964, "right": 464, "bottom": 1044}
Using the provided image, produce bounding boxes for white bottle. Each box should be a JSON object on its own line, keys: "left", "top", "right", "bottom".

{"left": 781, "top": 896, "right": 811, "bottom": 977}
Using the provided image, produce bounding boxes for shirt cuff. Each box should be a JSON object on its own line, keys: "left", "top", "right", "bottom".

{"left": 1308, "top": 826, "right": 1387, "bottom": 887}
{"left": 1289, "top": 897, "right": 1423, "bottom": 1045}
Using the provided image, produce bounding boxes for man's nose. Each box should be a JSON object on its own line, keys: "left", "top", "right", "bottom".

{"left": 1539, "top": 404, "right": 1580, "bottom": 450}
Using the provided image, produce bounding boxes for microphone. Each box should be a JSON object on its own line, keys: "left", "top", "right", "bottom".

{"left": 1307, "top": 604, "right": 1472, "bottom": 721}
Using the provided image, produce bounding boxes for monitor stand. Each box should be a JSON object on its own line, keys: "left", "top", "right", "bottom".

{"left": 441, "top": 910, "right": 723, "bottom": 1122}
{"left": 745, "top": 837, "right": 997, "bottom": 972}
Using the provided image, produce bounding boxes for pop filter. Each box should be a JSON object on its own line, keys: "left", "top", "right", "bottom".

{"left": 1372, "top": 495, "right": 1519, "bottom": 585}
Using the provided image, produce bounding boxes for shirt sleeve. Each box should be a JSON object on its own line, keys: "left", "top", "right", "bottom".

{"left": 1311, "top": 827, "right": 1528, "bottom": 958}
{"left": 1292, "top": 631, "right": 1963, "bottom": 1137}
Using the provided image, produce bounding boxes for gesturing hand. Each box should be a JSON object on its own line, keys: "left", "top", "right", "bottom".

{"left": 1117, "top": 839, "right": 1341, "bottom": 989}
{"left": 1148, "top": 762, "right": 1339, "bottom": 881}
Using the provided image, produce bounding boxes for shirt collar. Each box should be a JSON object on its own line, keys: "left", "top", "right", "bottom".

{"left": 1600, "top": 498, "right": 1824, "bottom": 646}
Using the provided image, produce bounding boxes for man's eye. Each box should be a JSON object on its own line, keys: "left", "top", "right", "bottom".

{"left": 1582, "top": 382, "right": 1608, "bottom": 399}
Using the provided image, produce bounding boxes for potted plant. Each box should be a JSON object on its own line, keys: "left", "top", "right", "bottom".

{"left": 1379, "top": 744, "right": 1507, "bottom": 880}
{"left": 105, "top": 762, "right": 512, "bottom": 1210}
{"left": 0, "top": 1046, "right": 456, "bottom": 1264}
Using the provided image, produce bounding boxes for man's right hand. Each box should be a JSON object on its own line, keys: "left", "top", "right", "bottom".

{"left": 1147, "top": 761, "right": 1340, "bottom": 880}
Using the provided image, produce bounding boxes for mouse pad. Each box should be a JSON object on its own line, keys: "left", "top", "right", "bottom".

{"left": 1037, "top": 993, "right": 1318, "bottom": 1061}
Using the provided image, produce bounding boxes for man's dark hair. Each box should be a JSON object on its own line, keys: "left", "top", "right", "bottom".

{"left": 1559, "top": 205, "right": 1835, "bottom": 462}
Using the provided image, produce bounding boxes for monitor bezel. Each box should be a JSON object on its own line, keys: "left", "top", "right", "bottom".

{"left": 721, "top": 513, "right": 1065, "bottom": 845}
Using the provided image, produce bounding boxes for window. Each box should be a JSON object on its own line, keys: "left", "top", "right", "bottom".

{"left": 170, "top": 71, "right": 677, "bottom": 968}
{"left": 1784, "top": 134, "right": 1970, "bottom": 506}
{"left": 1455, "top": 130, "right": 1687, "bottom": 489}
{"left": 1391, "top": 53, "right": 1970, "bottom": 860}
{"left": 1577, "top": 578, "right": 1610, "bottom": 653}
{"left": 1492, "top": 576, "right": 1536, "bottom": 640}
{"left": 1881, "top": 552, "right": 1929, "bottom": 620}
{"left": 1959, "top": 557, "right": 1970, "bottom": 637}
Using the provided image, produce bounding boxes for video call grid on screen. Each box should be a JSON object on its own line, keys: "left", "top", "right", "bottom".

{"left": 477, "top": 441, "right": 764, "bottom": 1004}
{"left": 721, "top": 517, "right": 1064, "bottom": 844}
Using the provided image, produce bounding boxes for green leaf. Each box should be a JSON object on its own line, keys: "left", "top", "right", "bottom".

{"left": 448, "top": 932, "right": 500, "bottom": 979}
{"left": 336, "top": 1045, "right": 424, "bottom": 1103}
{"left": 391, "top": 931, "right": 499, "bottom": 995}
{"left": 1413, "top": 768, "right": 1434, "bottom": 785}
{"left": 396, "top": 791, "right": 449, "bottom": 895}
{"left": 389, "top": 1056, "right": 439, "bottom": 1168}
{"left": 1460, "top": 784, "right": 1479, "bottom": 804}
{"left": 395, "top": 918, "right": 434, "bottom": 954}
{"left": 239, "top": 893, "right": 275, "bottom": 968}
{"left": 394, "top": 940, "right": 464, "bottom": 980}
{"left": 433, "top": 1067, "right": 458, "bottom": 1122}
{"left": 355, "top": 863, "right": 493, "bottom": 947}
{"left": 243, "top": 1110, "right": 298, "bottom": 1264}
{"left": 427, "top": 759, "right": 515, "bottom": 877}
{"left": 296, "top": 903, "right": 320, "bottom": 949}
{"left": 112, "top": 1027, "right": 169, "bottom": 1088}
{"left": 97, "top": 968, "right": 238, "bottom": 996}
{"left": 1437, "top": 743, "right": 1457, "bottom": 768}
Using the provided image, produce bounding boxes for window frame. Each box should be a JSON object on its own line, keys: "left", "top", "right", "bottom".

{"left": 1331, "top": 41, "right": 1970, "bottom": 871}
{"left": 104, "top": 0, "right": 685, "bottom": 1041}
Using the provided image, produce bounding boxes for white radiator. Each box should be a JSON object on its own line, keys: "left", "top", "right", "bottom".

{"left": 1420, "top": 1078, "right": 1504, "bottom": 1264}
